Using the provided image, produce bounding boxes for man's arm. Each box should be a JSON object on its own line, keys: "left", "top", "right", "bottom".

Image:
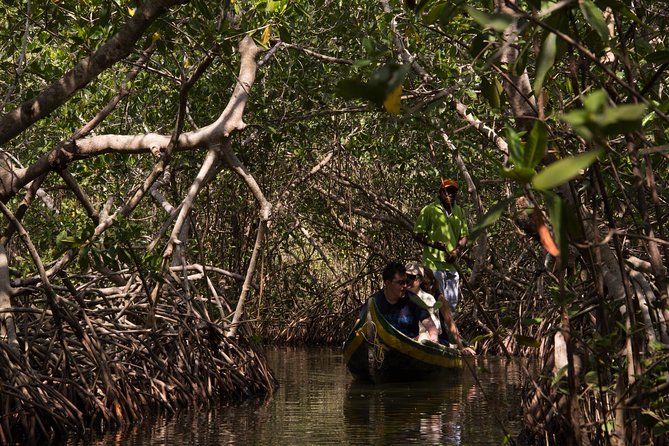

{"left": 414, "top": 232, "right": 448, "bottom": 252}
{"left": 420, "top": 316, "right": 439, "bottom": 342}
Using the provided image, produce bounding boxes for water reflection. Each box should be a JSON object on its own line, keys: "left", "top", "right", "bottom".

{"left": 69, "top": 346, "right": 523, "bottom": 445}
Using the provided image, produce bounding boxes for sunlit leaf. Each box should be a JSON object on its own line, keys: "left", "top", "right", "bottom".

{"left": 600, "top": 103, "right": 647, "bottom": 135}
{"left": 534, "top": 33, "right": 556, "bottom": 96}
{"left": 601, "top": 420, "right": 615, "bottom": 434}
{"left": 506, "top": 126, "right": 524, "bottom": 167}
{"left": 532, "top": 149, "right": 603, "bottom": 190}
{"left": 560, "top": 109, "right": 593, "bottom": 139}
{"left": 583, "top": 89, "right": 609, "bottom": 113}
{"left": 266, "top": 0, "right": 282, "bottom": 12}
{"left": 579, "top": 0, "right": 609, "bottom": 44}
{"left": 500, "top": 166, "right": 536, "bottom": 182}
{"left": 525, "top": 121, "right": 548, "bottom": 169}
{"left": 261, "top": 26, "right": 272, "bottom": 46}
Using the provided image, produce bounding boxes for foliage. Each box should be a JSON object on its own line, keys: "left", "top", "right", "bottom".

{"left": 0, "top": 0, "right": 668, "bottom": 443}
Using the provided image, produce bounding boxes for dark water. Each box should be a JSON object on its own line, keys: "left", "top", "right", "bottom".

{"left": 72, "top": 346, "right": 524, "bottom": 445}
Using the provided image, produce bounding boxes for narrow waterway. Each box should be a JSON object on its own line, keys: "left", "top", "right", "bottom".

{"left": 72, "top": 346, "right": 524, "bottom": 445}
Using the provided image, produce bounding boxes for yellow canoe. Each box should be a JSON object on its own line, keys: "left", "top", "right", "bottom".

{"left": 343, "top": 297, "right": 462, "bottom": 383}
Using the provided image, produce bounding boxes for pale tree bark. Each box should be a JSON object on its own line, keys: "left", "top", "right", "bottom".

{"left": 0, "top": 244, "right": 19, "bottom": 357}
{"left": 495, "top": 0, "right": 538, "bottom": 130}
{"left": 222, "top": 137, "right": 273, "bottom": 337}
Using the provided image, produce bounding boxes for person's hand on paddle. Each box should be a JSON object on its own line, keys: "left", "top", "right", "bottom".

{"left": 459, "top": 346, "right": 476, "bottom": 356}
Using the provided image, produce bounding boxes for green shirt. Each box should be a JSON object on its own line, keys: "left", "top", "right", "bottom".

{"left": 414, "top": 201, "right": 468, "bottom": 272}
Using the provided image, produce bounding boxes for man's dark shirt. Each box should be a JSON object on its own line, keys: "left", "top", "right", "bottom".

{"left": 359, "top": 290, "right": 430, "bottom": 339}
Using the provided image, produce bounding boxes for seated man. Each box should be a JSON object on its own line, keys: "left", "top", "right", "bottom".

{"left": 360, "top": 262, "right": 438, "bottom": 342}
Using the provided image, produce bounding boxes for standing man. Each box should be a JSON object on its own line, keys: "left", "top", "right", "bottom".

{"left": 360, "top": 262, "right": 439, "bottom": 342}
{"left": 414, "top": 179, "right": 469, "bottom": 316}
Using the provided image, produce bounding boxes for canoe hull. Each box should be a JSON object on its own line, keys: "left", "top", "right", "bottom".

{"left": 343, "top": 297, "right": 462, "bottom": 383}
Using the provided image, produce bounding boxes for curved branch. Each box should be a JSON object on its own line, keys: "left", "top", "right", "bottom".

{"left": 0, "top": 0, "right": 189, "bottom": 146}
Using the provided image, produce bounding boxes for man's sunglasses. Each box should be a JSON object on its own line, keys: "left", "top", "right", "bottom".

{"left": 390, "top": 279, "right": 411, "bottom": 286}
{"left": 391, "top": 276, "right": 419, "bottom": 286}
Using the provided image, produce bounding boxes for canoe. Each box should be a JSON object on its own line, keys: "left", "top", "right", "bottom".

{"left": 343, "top": 296, "right": 463, "bottom": 383}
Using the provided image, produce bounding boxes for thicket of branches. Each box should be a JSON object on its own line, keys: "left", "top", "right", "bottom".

{"left": 0, "top": 0, "right": 667, "bottom": 444}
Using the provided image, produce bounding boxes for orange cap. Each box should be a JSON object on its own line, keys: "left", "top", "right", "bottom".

{"left": 440, "top": 179, "right": 459, "bottom": 189}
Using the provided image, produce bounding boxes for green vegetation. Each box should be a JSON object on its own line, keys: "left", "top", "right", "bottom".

{"left": 0, "top": 0, "right": 667, "bottom": 444}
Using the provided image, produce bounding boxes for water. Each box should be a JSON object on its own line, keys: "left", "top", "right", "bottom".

{"left": 72, "top": 346, "right": 524, "bottom": 445}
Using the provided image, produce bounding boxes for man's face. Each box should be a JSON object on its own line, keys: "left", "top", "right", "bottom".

{"left": 440, "top": 187, "right": 457, "bottom": 206}
{"left": 385, "top": 272, "right": 408, "bottom": 301}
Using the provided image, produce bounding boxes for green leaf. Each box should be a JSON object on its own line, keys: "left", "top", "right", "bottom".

{"left": 439, "top": 0, "right": 464, "bottom": 28}
{"left": 78, "top": 246, "right": 90, "bottom": 270}
{"left": 583, "top": 89, "right": 609, "bottom": 113}
{"left": 532, "top": 149, "right": 603, "bottom": 190}
{"left": 506, "top": 126, "right": 524, "bottom": 167}
{"left": 521, "top": 317, "right": 543, "bottom": 327}
{"left": 469, "top": 197, "right": 515, "bottom": 240}
{"left": 579, "top": 0, "right": 609, "bottom": 44}
{"left": 652, "top": 419, "right": 669, "bottom": 436}
{"left": 500, "top": 166, "right": 536, "bottom": 183}
{"left": 362, "top": 37, "right": 375, "bottom": 55}
{"left": 584, "top": 370, "right": 599, "bottom": 387}
{"left": 470, "top": 334, "right": 492, "bottom": 343}
{"left": 277, "top": 26, "right": 292, "bottom": 44}
{"left": 480, "top": 75, "right": 501, "bottom": 109}
{"left": 515, "top": 334, "right": 540, "bottom": 348}
{"left": 534, "top": 32, "right": 556, "bottom": 96}
{"left": 425, "top": 2, "right": 446, "bottom": 26}
{"left": 551, "top": 365, "right": 568, "bottom": 385}
{"left": 465, "top": 6, "right": 513, "bottom": 32}
{"left": 525, "top": 121, "right": 548, "bottom": 169}
{"left": 560, "top": 109, "right": 593, "bottom": 139}
{"left": 600, "top": 103, "right": 647, "bottom": 136}
{"left": 352, "top": 59, "right": 372, "bottom": 68}
{"left": 409, "top": 292, "right": 430, "bottom": 310}
{"left": 470, "top": 32, "right": 492, "bottom": 59}
{"left": 601, "top": 420, "right": 615, "bottom": 434}
{"left": 645, "top": 49, "right": 669, "bottom": 64}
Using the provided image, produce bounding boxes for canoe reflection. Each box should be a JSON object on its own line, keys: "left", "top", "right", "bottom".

{"left": 343, "top": 375, "right": 475, "bottom": 445}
